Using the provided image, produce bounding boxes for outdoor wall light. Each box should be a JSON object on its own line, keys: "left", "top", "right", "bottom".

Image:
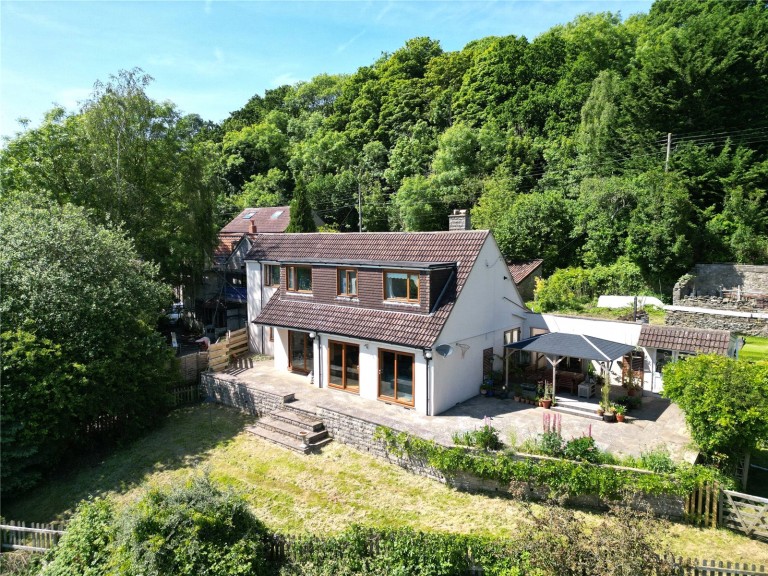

{"left": 308, "top": 331, "right": 317, "bottom": 339}
{"left": 423, "top": 349, "right": 433, "bottom": 360}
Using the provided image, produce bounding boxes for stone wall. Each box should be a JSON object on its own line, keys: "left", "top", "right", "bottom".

{"left": 666, "top": 300, "right": 768, "bottom": 337}
{"left": 201, "top": 373, "right": 289, "bottom": 417}
{"left": 204, "top": 376, "right": 685, "bottom": 519}
{"left": 309, "top": 405, "right": 684, "bottom": 519}
{"left": 674, "top": 264, "right": 768, "bottom": 302}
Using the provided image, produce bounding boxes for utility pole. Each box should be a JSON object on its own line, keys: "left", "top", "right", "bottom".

{"left": 664, "top": 132, "right": 672, "bottom": 172}
{"left": 358, "top": 180, "right": 363, "bottom": 233}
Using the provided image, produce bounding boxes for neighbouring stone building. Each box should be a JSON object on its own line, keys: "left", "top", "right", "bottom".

{"left": 669, "top": 264, "right": 768, "bottom": 337}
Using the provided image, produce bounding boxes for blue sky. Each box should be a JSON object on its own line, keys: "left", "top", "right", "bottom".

{"left": 1, "top": 0, "right": 652, "bottom": 139}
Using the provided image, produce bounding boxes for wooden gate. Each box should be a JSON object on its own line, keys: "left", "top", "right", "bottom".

{"left": 685, "top": 482, "right": 719, "bottom": 528}
{"left": 719, "top": 490, "right": 768, "bottom": 542}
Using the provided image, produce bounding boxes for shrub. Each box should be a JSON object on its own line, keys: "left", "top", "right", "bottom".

{"left": 563, "top": 436, "right": 601, "bottom": 463}
{"left": 41, "top": 475, "right": 270, "bottom": 576}
{"left": 534, "top": 259, "right": 653, "bottom": 312}
{"left": 452, "top": 417, "right": 502, "bottom": 451}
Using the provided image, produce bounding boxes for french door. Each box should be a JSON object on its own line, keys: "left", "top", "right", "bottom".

{"left": 328, "top": 341, "right": 360, "bottom": 392}
{"left": 288, "top": 331, "right": 313, "bottom": 373}
{"left": 378, "top": 350, "right": 414, "bottom": 406}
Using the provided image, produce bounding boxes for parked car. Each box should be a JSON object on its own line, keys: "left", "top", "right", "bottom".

{"left": 166, "top": 303, "right": 183, "bottom": 325}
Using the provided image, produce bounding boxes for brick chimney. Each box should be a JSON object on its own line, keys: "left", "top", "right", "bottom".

{"left": 249, "top": 220, "right": 257, "bottom": 234}
{"left": 448, "top": 209, "right": 471, "bottom": 231}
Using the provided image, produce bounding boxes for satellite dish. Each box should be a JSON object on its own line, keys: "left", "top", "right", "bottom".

{"left": 435, "top": 344, "right": 454, "bottom": 357}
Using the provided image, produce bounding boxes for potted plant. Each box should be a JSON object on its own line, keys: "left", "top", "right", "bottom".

{"left": 512, "top": 383, "right": 523, "bottom": 402}
{"left": 603, "top": 404, "right": 616, "bottom": 423}
{"left": 541, "top": 395, "right": 552, "bottom": 409}
{"left": 614, "top": 404, "right": 626, "bottom": 423}
{"left": 479, "top": 382, "right": 490, "bottom": 396}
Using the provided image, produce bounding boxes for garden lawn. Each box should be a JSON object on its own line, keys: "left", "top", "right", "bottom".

{"left": 739, "top": 335, "right": 768, "bottom": 361}
{"left": 4, "top": 405, "right": 767, "bottom": 564}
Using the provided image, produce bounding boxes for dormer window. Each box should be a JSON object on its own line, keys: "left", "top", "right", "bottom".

{"left": 384, "top": 271, "right": 419, "bottom": 302}
{"left": 337, "top": 269, "right": 357, "bottom": 297}
{"left": 287, "top": 266, "right": 312, "bottom": 293}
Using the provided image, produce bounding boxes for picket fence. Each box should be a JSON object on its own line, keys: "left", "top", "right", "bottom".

{"left": 1, "top": 521, "right": 65, "bottom": 553}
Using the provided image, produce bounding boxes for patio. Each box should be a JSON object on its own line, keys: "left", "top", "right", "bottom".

{"left": 213, "top": 357, "right": 697, "bottom": 462}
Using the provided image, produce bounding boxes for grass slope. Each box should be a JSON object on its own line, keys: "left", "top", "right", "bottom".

{"left": 4, "top": 405, "right": 767, "bottom": 563}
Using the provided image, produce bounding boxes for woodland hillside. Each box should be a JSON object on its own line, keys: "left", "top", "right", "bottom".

{"left": 2, "top": 0, "right": 767, "bottom": 293}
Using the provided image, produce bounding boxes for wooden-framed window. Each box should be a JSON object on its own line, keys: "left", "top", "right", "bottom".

{"left": 384, "top": 271, "right": 419, "bottom": 302}
{"left": 265, "top": 264, "right": 280, "bottom": 287}
{"left": 287, "top": 266, "right": 312, "bottom": 292}
{"left": 378, "top": 349, "right": 415, "bottom": 406}
{"left": 337, "top": 268, "right": 357, "bottom": 297}
{"left": 328, "top": 341, "right": 359, "bottom": 392}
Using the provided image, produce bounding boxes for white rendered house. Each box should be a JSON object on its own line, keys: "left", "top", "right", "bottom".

{"left": 246, "top": 231, "right": 527, "bottom": 415}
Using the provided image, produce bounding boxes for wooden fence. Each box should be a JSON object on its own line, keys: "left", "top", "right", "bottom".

{"left": 170, "top": 383, "right": 202, "bottom": 406}
{"left": 208, "top": 328, "right": 249, "bottom": 373}
{"left": 686, "top": 481, "right": 719, "bottom": 528}
{"left": 178, "top": 351, "right": 208, "bottom": 382}
{"left": 1, "top": 521, "right": 65, "bottom": 552}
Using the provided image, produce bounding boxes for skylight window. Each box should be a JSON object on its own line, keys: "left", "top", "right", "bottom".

{"left": 270, "top": 210, "right": 284, "bottom": 220}
{"left": 243, "top": 212, "right": 256, "bottom": 220}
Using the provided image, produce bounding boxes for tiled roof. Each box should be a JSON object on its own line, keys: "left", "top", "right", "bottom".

{"left": 221, "top": 207, "right": 291, "bottom": 234}
{"left": 251, "top": 231, "right": 490, "bottom": 348}
{"left": 637, "top": 325, "right": 731, "bottom": 354}
{"left": 507, "top": 259, "right": 543, "bottom": 284}
{"left": 213, "top": 233, "right": 249, "bottom": 259}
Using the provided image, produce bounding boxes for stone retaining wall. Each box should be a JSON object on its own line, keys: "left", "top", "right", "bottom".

{"left": 201, "top": 373, "right": 288, "bottom": 417}
{"left": 204, "top": 376, "right": 685, "bottom": 519}
{"left": 666, "top": 304, "right": 768, "bottom": 337}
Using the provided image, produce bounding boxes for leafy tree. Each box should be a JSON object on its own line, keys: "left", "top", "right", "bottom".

{"left": 391, "top": 175, "right": 447, "bottom": 231}
{"left": 625, "top": 172, "right": 696, "bottom": 290}
{"left": 494, "top": 190, "right": 576, "bottom": 272}
{"left": 662, "top": 355, "right": 768, "bottom": 469}
{"left": 285, "top": 187, "right": 317, "bottom": 233}
{"left": 0, "top": 198, "right": 175, "bottom": 495}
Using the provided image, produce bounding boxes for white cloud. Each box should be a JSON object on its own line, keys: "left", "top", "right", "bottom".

{"left": 270, "top": 73, "right": 301, "bottom": 87}
{"left": 337, "top": 29, "right": 366, "bottom": 54}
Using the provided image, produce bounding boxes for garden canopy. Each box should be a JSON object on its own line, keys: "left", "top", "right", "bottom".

{"left": 505, "top": 332, "right": 636, "bottom": 396}
{"left": 504, "top": 332, "right": 635, "bottom": 362}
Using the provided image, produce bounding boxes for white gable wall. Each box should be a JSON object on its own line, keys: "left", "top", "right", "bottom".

{"left": 246, "top": 261, "right": 279, "bottom": 354}
{"left": 431, "top": 236, "right": 527, "bottom": 414}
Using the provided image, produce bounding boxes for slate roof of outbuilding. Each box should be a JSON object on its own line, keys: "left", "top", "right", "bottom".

{"left": 637, "top": 325, "right": 732, "bottom": 355}
{"left": 507, "top": 259, "right": 543, "bottom": 284}
{"left": 250, "top": 231, "right": 490, "bottom": 348}
{"left": 221, "top": 207, "right": 291, "bottom": 234}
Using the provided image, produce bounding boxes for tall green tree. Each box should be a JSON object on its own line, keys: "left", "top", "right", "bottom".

{"left": 285, "top": 187, "right": 317, "bottom": 233}
{"left": 1, "top": 198, "right": 176, "bottom": 495}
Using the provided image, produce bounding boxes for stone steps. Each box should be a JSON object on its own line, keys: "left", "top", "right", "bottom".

{"left": 247, "top": 405, "right": 332, "bottom": 454}
{"left": 551, "top": 403, "right": 603, "bottom": 421}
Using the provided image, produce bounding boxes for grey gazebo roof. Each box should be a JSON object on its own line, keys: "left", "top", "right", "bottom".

{"left": 505, "top": 332, "right": 636, "bottom": 362}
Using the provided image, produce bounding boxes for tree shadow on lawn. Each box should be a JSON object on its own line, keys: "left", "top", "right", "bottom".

{"left": 3, "top": 404, "right": 252, "bottom": 523}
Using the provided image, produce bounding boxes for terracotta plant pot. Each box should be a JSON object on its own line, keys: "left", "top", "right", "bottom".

{"left": 616, "top": 413, "right": 625, "bottom": 423}
{"left": 541, "top": 399, "right": 552, "bottom": 409}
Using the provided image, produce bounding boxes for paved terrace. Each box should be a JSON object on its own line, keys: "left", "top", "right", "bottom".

{"left": 214, "top": 358, "right": 697, "bottom": 463}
